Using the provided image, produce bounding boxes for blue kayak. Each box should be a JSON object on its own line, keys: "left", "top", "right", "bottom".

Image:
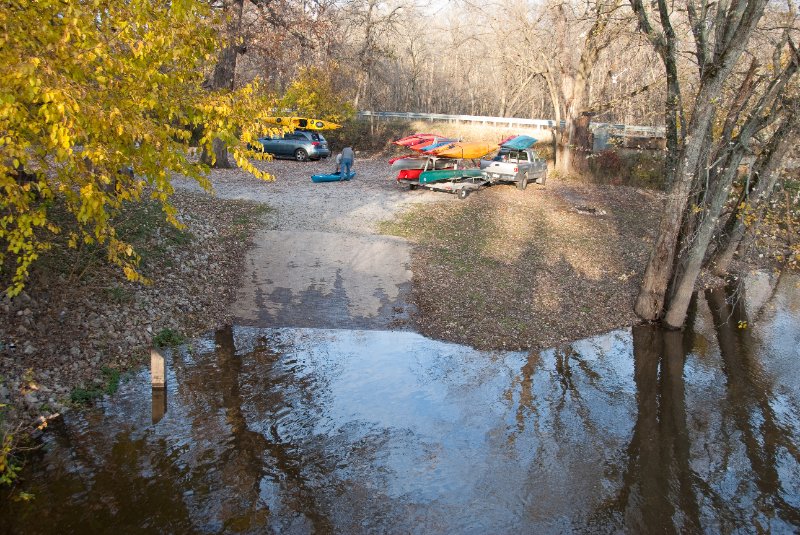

{"left": 501, "top": 135, "right": 537, "bottom": 150}
{"left": 311, "top": 171, "right": 356, "bottom": 183}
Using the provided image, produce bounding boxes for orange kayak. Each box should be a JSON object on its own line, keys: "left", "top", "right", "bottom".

{"left": 427, "top": 142, "right": 498, "bottom": 159}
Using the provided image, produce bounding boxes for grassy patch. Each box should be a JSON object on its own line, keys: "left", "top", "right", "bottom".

{"left": 153, "top": 328, "right": 186, "bottom": 348}
{"left": 232, "top": 203, "right": 272, "bottom": 226}
{"left": 69, "top": 386, "right": 103, "bottom": 405}
{"left": 378, "top": 182, "right": 657, "bottom": 350}
{"left": 376, "top": 218, "right": 414, "bottom": 240}
{"left": 69, "top": 367, "right": 122, "bottom": 406}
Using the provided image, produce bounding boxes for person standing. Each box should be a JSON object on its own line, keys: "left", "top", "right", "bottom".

{"left": 341, "top": 145, "right": 354, "bottom": 177}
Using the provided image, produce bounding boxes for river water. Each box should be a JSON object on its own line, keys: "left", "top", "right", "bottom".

{"left": 2, "top": 273, "right": 799, "bottom": 533}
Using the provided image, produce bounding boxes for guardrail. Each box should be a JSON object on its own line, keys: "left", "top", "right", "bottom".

{"left": 358, "top": 111, "right": 665, "bottom": 138}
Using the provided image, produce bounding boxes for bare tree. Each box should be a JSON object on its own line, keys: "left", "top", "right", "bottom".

{"left": 629, "top": 0, "right": 782, "bottom": 324}
{"left": 202, "top": 0, "right": 247, "bottom": 168}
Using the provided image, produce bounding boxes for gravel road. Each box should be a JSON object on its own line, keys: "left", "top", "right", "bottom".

{"left": 175, "top": 157, "right": 438, "bottom": 234}
{"left": 174, "top": 156, "right": 442, "bottom": 330}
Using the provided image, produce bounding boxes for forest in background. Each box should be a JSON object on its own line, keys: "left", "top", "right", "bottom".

{"left": 233, "top": 0, "right": 666, "bottom": 125}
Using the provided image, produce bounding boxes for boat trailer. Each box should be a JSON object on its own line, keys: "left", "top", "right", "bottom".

{"left": 410, "top": 173, "right": 492, "bottom": 199}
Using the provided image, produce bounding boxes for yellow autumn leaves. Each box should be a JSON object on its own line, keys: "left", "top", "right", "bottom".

{"left": 0, "top": 0, "right": 290, "bottom": 296}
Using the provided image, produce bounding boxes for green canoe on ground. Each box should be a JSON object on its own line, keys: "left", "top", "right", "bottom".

{"left": 418, "top": 168, "right": 484, "bottom": 184}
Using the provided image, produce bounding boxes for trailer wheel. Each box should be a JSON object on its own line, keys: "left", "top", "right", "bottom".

{"left": 409, "top": 183, "right": 417, "bottom": 190}
{"left": 536, "top": 168, "right": 548, "bottom": 185}
{"left": 517, "top": 172, "right": 529, "bottom": 190}
{"left": 458, "top": 188, "right": 470, "bottom": 200}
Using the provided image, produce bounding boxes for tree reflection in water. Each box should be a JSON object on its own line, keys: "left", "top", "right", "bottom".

{"left": 707, "top": 286, "right": 800, "bottom": 529}
{"left": 588, "top": 284, "right": 799, "bottom": 532}
{"left": 2, "top": 277, "right": 798, "bottom": 533}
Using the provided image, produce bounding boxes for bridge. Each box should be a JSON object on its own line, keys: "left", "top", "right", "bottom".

{"left": 358, "top": 111, "right": 666, "bottom": 149}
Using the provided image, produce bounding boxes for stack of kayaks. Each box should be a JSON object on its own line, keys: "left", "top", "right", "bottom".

{"left": 392, "top": 135, "right": 499, "bottom": 160}
{"left": 392, "top": 133, "right": 445, "bottom": 147}
{"left": 390, "top": 133, "right": 500, "bottom": 185}
{"left": 426, "top": 141, "right": 499, "bottom": 160}
{"left": 500, "top": 135, "right": 537, "bottom": 150}
{"left": 389, "top": 155, "right": 430, "bottom": 171}
{"left": 385, "top": 132, "right": 548, "bottom": 199}
{"left": 419, "top": 168, "right": 483, "bottom": 185}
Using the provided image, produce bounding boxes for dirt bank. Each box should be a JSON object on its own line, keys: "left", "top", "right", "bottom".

{"left": 0, "top": 192, "right": 268, "bottom": 428}
{"left": 381, "top": 178, "right": 669, "bottom": 350}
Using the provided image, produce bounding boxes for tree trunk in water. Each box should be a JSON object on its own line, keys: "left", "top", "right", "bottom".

{"left": 634, "top": 116, "right": 714, "bottom": 320}
{"left": 631, "top": 0, "right": 769, "bottom": 321}
{"left": 634, "top": 70, "right": 763, "bottom": 319}
{"left": 663, "top": 54, "right": 798, "bottom": 324}
{"left": 663, "top": 147, "right": 745, "bottom": 327}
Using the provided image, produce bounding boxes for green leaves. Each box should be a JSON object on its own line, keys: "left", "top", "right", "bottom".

{"left": 0, "top": 0, "right": 279, "bottom": 296}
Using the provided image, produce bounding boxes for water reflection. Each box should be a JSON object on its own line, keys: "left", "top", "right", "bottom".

{"left": 151, "top": 386, "right": 166, "bottom": 425}
{"left": 2, "top": 274, "right": 799, "bottom": 534}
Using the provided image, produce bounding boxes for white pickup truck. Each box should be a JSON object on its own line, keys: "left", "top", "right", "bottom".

{"left": 479, "top": 147, "right": 548, "bottom": 190}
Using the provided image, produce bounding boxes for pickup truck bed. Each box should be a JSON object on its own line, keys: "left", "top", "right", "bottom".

{"left": 480, "top": 147, "right": 547, "bottom": 190}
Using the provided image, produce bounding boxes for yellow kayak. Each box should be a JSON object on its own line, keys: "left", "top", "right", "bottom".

{"left": 264, "top": 116, "right": 342, "bottom": 130}
{"left": 429, "top": 142, "right": 498, "bottom": 159}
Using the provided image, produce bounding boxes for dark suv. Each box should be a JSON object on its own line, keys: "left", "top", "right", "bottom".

{"left": 256, "top": 130, "right": 331, "bottom": 161}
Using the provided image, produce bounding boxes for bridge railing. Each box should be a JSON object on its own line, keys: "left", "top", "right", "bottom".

{"left": 357, "top": 111, "right": 665, "bottom": 138}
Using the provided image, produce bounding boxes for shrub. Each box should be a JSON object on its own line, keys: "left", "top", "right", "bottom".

{"left": 594, "top": 150, "right": 624, "bottom": 178}
{"left": 153, "top": 328, "right": 186, "bottom": 348}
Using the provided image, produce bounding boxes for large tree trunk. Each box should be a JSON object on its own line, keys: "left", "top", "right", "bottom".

{"left": 662, "top": 61, "right": 797, "bottom": 326}
{"left": 663, "top": 146, "right": 746, "bottom": 327}
{"left": 558, "top": 49, "right": 595, "bottom": 176}
{"left": 201, "top": 0, "right": 245, "bottom": 169}
{"left": 201, "top": 137, "right": 232, "bottom": 169}
{"left": 634, "top": 93, "right": 722, "bottom": 320}
{"left": 632, "top": 0, "right": 770, "bottom": 321}
{"left": 661, "top": 54, "right": 798, "bottom": 326}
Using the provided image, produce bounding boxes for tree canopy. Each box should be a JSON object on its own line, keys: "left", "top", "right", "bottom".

{"left": 0, "top": 0, "right": 278, "bottom": 296}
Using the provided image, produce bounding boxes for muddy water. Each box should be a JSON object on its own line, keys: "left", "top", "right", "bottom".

{"left": 2, "top": 273, "right": 799, "bottom": 534}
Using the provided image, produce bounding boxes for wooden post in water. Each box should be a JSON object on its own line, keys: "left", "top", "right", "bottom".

{"left": 151, "top": 349, "right": 165, "bottom": 388}
{"left": 151, "top": 348, "right": 167, "bottom": 423}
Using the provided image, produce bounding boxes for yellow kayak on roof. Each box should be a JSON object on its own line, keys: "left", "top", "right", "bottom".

{"left": 264, "top": 116, "right": 342, "bottom": 130}
{"left": 429, "top": 141, "right": 498, "bottom": 159}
